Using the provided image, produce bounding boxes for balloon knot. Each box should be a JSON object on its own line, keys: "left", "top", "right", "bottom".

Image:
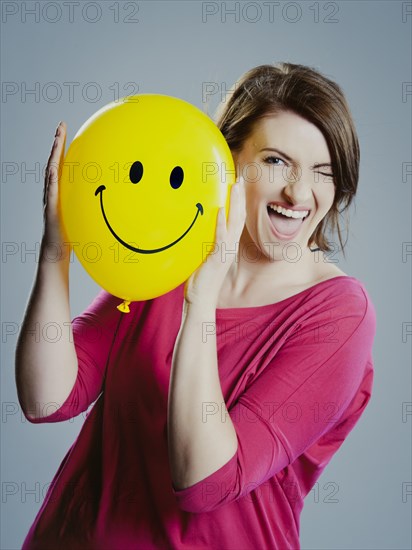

{"left": 117, "top": 300, "right": 131, "bottom": 313}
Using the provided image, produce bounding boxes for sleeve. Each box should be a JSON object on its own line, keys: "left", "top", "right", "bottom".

{"left": 25, "top": 289, "right": 124, "bottom": 423}
{"left": 171, "top": 285, "right": 377, "bottom": 512}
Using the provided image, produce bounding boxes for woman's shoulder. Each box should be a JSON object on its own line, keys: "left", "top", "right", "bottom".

{"left": 305, "top": 269, "right": 376, "bottom": 331}
{"left": 312, "top": 264, "right": 370, "bottom": 297}
{"left": 311, "top": 270, "right": 371, "bottom": 302}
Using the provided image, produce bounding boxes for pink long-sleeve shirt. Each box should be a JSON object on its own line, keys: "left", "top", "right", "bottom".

{"left": 21, "top": 275, "right": 376, "bottom": 549}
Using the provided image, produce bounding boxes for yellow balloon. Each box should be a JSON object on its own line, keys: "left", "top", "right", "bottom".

{"left": 59, "top": 94, "right": 236, "bottom": 312}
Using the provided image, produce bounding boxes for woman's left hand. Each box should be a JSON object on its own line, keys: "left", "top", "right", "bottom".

{"left": 183, "top": 176, "right": 246, "bottom": 308}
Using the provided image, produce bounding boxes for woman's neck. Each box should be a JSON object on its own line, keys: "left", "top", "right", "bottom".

{"left": 229, "top": 229, "right": 323, "bottom": 291}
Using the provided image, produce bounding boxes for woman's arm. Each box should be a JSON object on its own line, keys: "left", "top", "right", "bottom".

{"left": 167, "top": 300, "right": 238, "bottom": 490}
{"left": 15, "top": 122, "right": 79, "bottom": 420}
{"left": 167, "top": 177, "right": 246, "bottom": 490}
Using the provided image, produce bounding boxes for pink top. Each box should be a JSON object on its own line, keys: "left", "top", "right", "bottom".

{"left": 22, "top": 275, "right": 376, "bottom": 550}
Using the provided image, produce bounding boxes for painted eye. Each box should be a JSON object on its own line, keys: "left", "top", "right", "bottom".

{"left": 170, "top": 166, "right": 184, "bottom": 189}
{"left": 130, "top": 161, "right": 143, "bottom": 184}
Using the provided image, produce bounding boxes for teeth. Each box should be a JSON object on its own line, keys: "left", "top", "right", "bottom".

{"left": 268, "top": 204, "right": 309, "bottom": 219}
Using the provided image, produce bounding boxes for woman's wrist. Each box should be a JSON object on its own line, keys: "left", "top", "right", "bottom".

{"left": 40, "top": 233, "right": 71, "bottom": 264}
{"left": 183, "top": 297, "right": 217, "bottom": 318}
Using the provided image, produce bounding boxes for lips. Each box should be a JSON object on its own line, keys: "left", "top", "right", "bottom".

{"left": 266, "top": 205, "right": 309, "bottom": 240}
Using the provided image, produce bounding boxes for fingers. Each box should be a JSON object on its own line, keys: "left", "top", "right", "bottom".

{"left": 44, "top": 121, "right": 67, "bottom": 208}
{"left": 227, "top": 176, "right": 246, "bottom": 233}
{"left": 213, "top": 206, "right": 225, "bottom": 251}
{"left": 214, "top": 176, "right": 245, "bottom": 247}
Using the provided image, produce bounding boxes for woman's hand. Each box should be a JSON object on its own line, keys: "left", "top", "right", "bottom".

{"left": 41, "top": 121, "right": 68, "bottom": 259}
{"left": 183, "top": 176, "right": 246, "bottom": 308}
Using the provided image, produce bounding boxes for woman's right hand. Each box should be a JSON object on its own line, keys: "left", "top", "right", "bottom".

{"left": 42, "top": 121, "right": 68, "bottom": 259}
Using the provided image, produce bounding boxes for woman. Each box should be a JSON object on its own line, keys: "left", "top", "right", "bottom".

{"left": 17, "top": 63, "right": 376, "bottom": 549}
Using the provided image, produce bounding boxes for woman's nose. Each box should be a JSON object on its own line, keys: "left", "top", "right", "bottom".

{"left": 282, "top": 171, "right": 312, "bottom": 204}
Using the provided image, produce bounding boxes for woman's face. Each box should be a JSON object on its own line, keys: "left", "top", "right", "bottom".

{"left": 233, "top": 110, "right": 335, "bottom": 260}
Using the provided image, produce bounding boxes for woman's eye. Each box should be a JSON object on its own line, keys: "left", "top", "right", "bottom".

{"left": 319, "top": 172, "right": 334, "bottom": 178}
{"left": 263, "top": 156, "right": 285, "bottom": 166}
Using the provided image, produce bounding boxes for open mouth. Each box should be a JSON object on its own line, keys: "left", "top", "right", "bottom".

{"left": 95, "top": 185, "right": 203, "bottom": 254}
{"left": 266, "top": 203, "right": 310, "bottom": 238}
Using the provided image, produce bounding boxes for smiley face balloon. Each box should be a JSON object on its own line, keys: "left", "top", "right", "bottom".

{"left": 59, "top": 94, "right": 236, "bottom": 312}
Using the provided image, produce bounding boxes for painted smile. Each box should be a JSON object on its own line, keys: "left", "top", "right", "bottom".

{"left": 95, "top": 185, "right": 204, "bottom": 254}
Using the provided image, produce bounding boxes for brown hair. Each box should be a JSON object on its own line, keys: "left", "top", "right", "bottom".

{"left": 213, "top": 62, "right": 360, "bottom": 255}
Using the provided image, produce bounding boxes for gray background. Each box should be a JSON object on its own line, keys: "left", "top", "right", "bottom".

{"left": 1, "top": 1, "right": 411, "bottom": 548}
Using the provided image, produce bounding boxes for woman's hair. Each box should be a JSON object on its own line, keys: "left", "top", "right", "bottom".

{"left": 213, "top": 62, "right": 360, "bottom": 254}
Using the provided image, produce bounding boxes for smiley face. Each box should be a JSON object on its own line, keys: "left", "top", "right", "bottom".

{"left": 59, "top": 94, "right": 235, "bottom": 303}
{"left": 94, "top": 160, "right": 204, "bottom": 254}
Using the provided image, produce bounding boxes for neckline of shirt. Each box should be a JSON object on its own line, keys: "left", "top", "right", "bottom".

{"left": 215, "top": 275, "right": 359, "bottom": 318}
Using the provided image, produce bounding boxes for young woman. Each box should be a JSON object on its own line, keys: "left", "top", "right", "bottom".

{"left": 17, "top": 63, "right": 376, "bottom": 549}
